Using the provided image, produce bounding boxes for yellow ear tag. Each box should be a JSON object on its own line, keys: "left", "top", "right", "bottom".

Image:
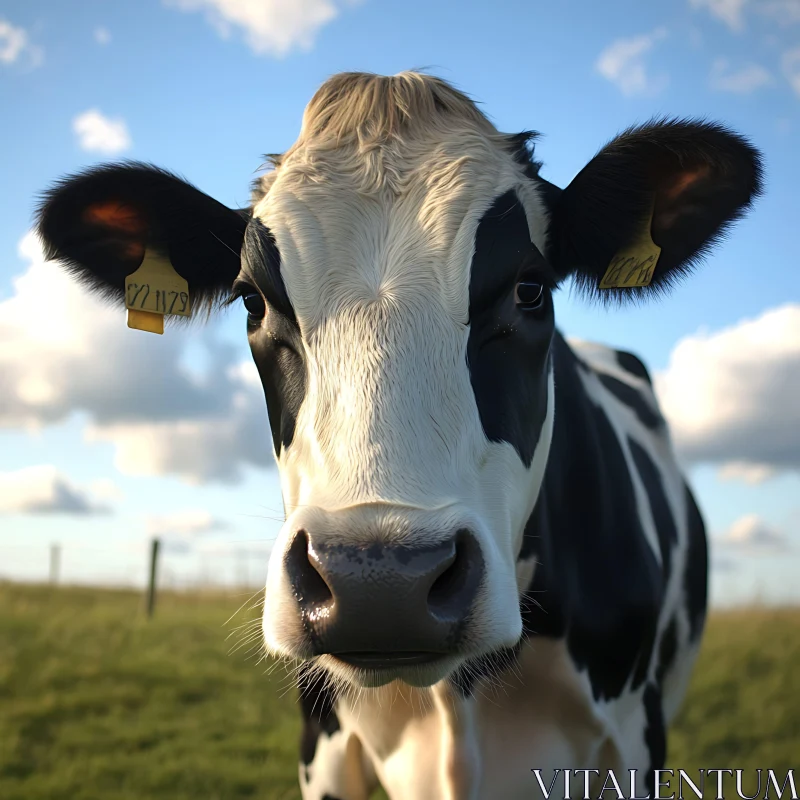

{"left": 599, "top": 209, "right": 662, "bottom": 290}
{"left": 124, "top": 250, "right": 192, "bottom": 335}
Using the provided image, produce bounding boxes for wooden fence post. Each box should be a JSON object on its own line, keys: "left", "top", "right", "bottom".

{"left": 146, "top": 538, "right": 160, "bottom": 618}
{"left": 49, "top": 543, "right": 60, "bottom": 585}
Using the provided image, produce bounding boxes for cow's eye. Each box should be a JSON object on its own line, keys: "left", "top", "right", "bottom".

{"left": 242, "top": 292, "right": 266, "bottom": 321}
{"left": 514, "top": 281, "right": 544, "bottom": 311}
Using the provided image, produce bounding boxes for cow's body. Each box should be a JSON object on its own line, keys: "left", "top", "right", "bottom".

{"left": 298, "top": 332, "right": 707, "bottom": 800}
{"left": 37, "top": 71, "right": 759, "bottom": 800}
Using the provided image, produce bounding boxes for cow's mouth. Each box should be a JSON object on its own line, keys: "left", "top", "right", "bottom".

{"left": 332, "top": 651, "right": 443, "bottom": 669}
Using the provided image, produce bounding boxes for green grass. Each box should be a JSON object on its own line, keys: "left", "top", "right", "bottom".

{"left": 0, "top": 583, "right": 797, "bottom": 799}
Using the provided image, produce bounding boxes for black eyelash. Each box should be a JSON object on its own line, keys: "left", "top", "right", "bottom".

{"left": 224, "top": 279, "right": 255, "bottom": 307}
{"left": 516, "top": 254, "right": 558, "bottom": 290}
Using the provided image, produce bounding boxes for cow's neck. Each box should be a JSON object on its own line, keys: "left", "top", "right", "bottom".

{"left": 521, "top": 330, "right": 665, "bottom": 701}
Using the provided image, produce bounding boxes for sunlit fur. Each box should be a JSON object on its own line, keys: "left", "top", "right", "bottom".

{"left": 249, "top": 73, "right": 553, "bottom": 684}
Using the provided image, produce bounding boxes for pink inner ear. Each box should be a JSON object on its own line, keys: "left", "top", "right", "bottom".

{"left": 663, "top": 164, "right": 712, "bottom": 202}
{"left": 653, "top": 164, "right": 714, "bottom": 236}
{"left": 84, "top": 202, "right": 146, "bottom": 235}
{"left": 83, "top": 202, "right": 147, "bottom": 263}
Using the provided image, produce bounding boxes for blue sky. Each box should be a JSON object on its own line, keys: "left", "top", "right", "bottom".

{"left": 1, "top": 0, "right": 798, "bottom": 603}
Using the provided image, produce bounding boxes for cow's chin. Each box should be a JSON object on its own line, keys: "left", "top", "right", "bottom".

{"left": 316, "top": 652, "right": 464, "bottom": 689}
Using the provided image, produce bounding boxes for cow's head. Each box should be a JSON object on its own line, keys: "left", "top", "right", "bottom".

{"left": 38, "top": 72, "right": 761, "bottom": 690}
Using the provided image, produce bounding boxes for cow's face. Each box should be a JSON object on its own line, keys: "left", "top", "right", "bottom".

{"left": 37, "top": 72, "right": 761, "bottom": 691}
{"left": 244, "top": 123, "right": 557, "bottom": 687}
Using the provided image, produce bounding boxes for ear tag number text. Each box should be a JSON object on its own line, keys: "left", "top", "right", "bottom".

{"left": 125, "top": 251, "right": 192, "bottom": 335}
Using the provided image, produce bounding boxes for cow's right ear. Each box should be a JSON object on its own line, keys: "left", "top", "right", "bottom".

{"left": 36, "top": 162, "right": 248, "bottom": 312}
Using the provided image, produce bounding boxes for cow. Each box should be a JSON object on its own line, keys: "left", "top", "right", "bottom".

{"left": 37, "top": 71, "right": 761, "bottom": 800}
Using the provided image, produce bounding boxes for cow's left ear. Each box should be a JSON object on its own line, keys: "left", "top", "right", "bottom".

{"left": 544, "top": 119, "right": 763, "bottom": 300}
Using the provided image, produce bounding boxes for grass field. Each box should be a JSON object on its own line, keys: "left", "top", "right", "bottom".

{"left": 0, "top": 583, "right": 797, "bottom": 799}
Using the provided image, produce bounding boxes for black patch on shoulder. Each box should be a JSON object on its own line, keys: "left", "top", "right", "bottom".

{"left": 298, "top": 670, "right": 340, "bottom": 766}
{"left": 449, "top": 643, "right": 522, "bottom": 699}
{"left": 630, "top": 617, "right": 659, "bottom": 691}
{"left": 567, "top": 402, "right": 662, "bottom": 700}
{"left": 656, "top": 617, "right": 679, "bottom": 686}
{"left": 684, "top": 484, "right": 709, "bottom": 641}
{"left": 519, "top": 518, "right": 566, "bottom": 640}
{"left": 627, "top": 438, "right": 676, "bottom": 580}
{"left": 466, "top": 190, "right": 556, "bottom": 467}
{"left": 643, "top": 685, "right": 666, "bottom": 787}
{"left": 520, "top": 335, "right": 664, "bottom": 702}
{"left": 598, "top": 374, "right": 662, "bottom": 430}
{"left": 322, "top": 796, "right": 344, "bottom": 800}
{"left": 616, "top": 349, "right": 653, "bottom": 385}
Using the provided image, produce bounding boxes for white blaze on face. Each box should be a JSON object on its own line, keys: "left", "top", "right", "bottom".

{"left": 256, "top": 122, "right": 554, "bottom": 663}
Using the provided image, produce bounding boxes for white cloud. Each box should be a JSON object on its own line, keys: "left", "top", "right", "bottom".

{"left": 595, "top": 28, "right": 669, "bottom": 97}
{"left": 782, "top": 47, "right": 800, "bottom": 96}
{"left": 757, "top": 0, "right": 800, "bottom": 25}
{"left": 72, "top": 109, "right": 132, "bottom": 155}
{"left": 87, "top": 406, "right": 269, "bottom": 484}
{"left": 710, "top": 58, "right": 773, "bottom": 92}
{"left": 691, "top": 0, "right": 800, "bottom": 30}
{"left": 0, "top": 465, "right": 112, "bottom": 515}
{"left": 94, "top": 27, "right": 111, "bottom": 45}
{"left": 717, "top": 461, "right": 776, "bottom": 485}
{"left": 690, "top": 0, "right": 749, "bottom": 31}
{"left": 0, "top": 18, "right": 42, "bottom": 67}
{"left": 146, "top": 509, "right": 228, "bottom": 537}
{"left": 717, "top": 513, "right": 789, "bottom": 551}
{"left": 0, "top": 18, "right": 25, "bottom": 63}
{"left": 655, "top": 304, "right": 800, "bottom": 474}
{"left": 165, "top": 0, "right": 358, "bottom": 57}
{"left": 89, "top": 477, "right": 124, "bottom": 501}
{"left": 0, "top": 232, "right": 272, "bottom": 484}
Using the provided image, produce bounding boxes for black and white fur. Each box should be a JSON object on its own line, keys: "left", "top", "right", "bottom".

{"left": 36, "top": 71, "right": 761, "bottom": 800}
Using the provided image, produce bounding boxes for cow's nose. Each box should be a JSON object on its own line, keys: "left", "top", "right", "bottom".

{"left": 285, "top": 529, "right": 483, "bottom": 661}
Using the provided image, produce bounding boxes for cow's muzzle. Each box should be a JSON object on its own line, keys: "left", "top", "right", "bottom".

{"left": 284, "top": 528, "right": 484, "bottom": 662}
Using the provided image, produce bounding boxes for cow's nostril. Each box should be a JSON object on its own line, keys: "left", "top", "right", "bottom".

{"left": 428, "top": 547, "right": 461, "bottom": 608}
{"left": 286, "top": 530, "right": 333, "bottom": 610}
{"left": 427, "top": 529, "right": 482, "bottom": 621}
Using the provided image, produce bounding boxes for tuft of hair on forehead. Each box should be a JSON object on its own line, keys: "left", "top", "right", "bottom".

{"left": 299, "top": 71, "right": 497, "bottom": 148}
{"left": 251, "top": 71, "right": 539, "bottom": 202}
